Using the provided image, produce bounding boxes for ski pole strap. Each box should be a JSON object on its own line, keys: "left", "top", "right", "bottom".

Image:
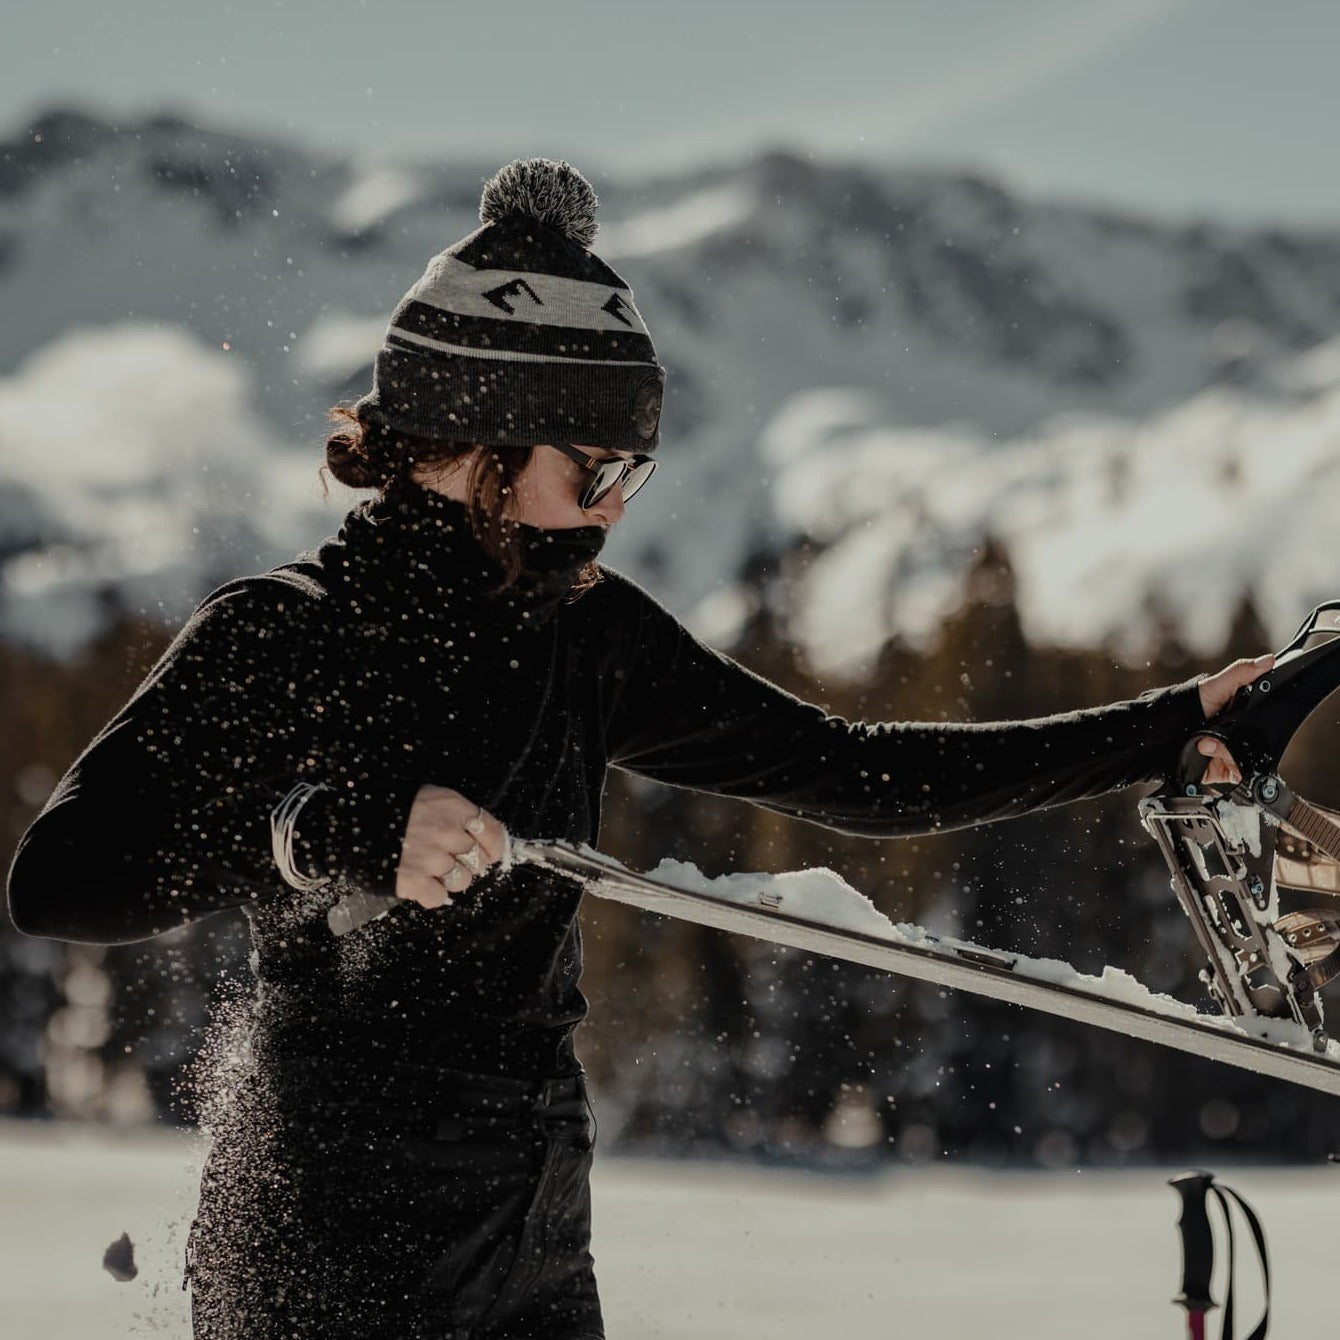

{"left": 1168, "top": 1171, "right": 1270, "bottom": 1340}
{"left": 1208, "top": 1181, "right": 1270, "bottom": 1340}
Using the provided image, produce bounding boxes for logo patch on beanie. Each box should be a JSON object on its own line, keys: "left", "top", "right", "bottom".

{"left": 602, "top": 292, "right": 635, "bottom": 328}
{"left": 482, "top": 278, "right": 544, "bottom": 315}
{"left": 631, "top": 377, "right": 662, "bottom": 441}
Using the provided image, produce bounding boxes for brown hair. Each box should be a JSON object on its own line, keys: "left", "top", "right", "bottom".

{"left": 318, "top": 406, "right": 597, "bottom": 594}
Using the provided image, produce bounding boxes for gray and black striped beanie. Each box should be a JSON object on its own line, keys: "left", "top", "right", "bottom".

{"left": 354, "top": 158, "right": 664, "bottom": 453}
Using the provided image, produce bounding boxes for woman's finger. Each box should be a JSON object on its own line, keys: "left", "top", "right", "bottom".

{"left": 1195, "top": 736, "right": 1242, "bottom": 785}
{"left": 396, "top": 870, "right": 452, "bottom": 909}
{"left": 449, "top": 808, "right": 507, "bottom": 866}
{"left": 440, "top": 863, "right": 472, "bottom": 894}
{"left": 1198, "top": 653, "right": 1275, "bottom": 718}
{"left": 400, "top": 831, "right": 467, "bottom": 873}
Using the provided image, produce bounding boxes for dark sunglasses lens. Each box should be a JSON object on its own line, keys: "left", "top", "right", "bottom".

{"left": 621, "top": 458, "right": 657, "bottom": 502}
{"left": 582, "top": 460, "right": 628, "bottom": 509}
{"left": 579, "top": 456, "right": 658, "bottom": 509}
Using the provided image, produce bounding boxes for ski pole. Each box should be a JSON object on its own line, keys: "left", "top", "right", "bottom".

{"left": 1168, "top": 1170, "right": 1270, "bottom": 1340}
{"left": 1169, "top": 1171, "right": 1216, "bottom": 1340}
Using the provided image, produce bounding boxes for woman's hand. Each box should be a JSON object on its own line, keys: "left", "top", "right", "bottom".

{"left": 395, "top": 785, "right": 508, "bottom": 909}
{"left": 1194, "top": 653, "right": 1275, "bottom": 786}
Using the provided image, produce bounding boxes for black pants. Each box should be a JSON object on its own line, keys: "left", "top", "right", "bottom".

{"left": 185, "top": 1068, "right": 603, "bottom": 1339}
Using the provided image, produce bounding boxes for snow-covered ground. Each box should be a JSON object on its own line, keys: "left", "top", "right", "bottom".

{"left": 0, "top": 1119, "right": 1314, "bottom": 1339}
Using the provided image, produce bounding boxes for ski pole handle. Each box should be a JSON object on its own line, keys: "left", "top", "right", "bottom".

{"left": 1169, "top": 1171, "right": 1216, "bottom": 1328}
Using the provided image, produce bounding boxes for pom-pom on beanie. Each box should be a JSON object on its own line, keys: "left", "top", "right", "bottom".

{"left": 355, "top": 157, "right": 664, "bottom": 452}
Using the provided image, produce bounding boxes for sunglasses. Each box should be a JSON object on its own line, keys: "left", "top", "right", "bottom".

{"left": 545, "top": 442, "right": 658, "bottom": 511}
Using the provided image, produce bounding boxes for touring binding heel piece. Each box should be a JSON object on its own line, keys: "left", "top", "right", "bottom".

{"left": 1140, "top": 601, "right": 1340, "bottom": 1050}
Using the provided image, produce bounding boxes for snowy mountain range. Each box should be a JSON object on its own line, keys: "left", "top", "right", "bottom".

{"left": 4, "top": 107, "right": 1340, "bottom": 668}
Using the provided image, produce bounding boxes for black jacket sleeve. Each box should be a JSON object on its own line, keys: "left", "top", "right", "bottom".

{"left": 599, "top": 574, "right": 1207, "bottom": 837}
{"left": 5, "top": 578, "right": 421, "bottom": 946}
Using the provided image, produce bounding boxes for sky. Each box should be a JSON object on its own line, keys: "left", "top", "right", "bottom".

{"left": 6, "top": 0, "right": 1340, "bottom": 227}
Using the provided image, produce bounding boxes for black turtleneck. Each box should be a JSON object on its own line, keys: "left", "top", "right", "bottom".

{"left": 7, "top": 477, "right": 1207, "bottom": 1078}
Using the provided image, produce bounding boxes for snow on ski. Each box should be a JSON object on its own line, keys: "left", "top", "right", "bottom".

{"left": 513, "top": 840, "right": 1340, "bottom": 1098}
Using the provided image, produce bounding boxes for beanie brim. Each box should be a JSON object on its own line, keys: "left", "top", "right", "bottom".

{"left": 354, "top": 345, "right": 665, "bottom": 453}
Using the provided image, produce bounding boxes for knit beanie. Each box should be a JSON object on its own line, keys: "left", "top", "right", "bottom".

{"left": 354, "top": 158, "right": 664, "bottom": 453}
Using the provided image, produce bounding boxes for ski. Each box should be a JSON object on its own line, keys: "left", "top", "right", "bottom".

{"left": 329, "top": 833, "right": 1340, "bottom": 1096}
{"left": 515, "top": 838, "right": 1340, "bottom": 1098}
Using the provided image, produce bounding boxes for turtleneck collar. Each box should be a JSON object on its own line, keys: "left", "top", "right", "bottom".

{"left": 318, "top": 475, "right": 608, "bottom": 627}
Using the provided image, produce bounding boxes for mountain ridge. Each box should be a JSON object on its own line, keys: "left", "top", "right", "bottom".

{"left": 4, "top": 107, "right": 1340, "bottom": 667}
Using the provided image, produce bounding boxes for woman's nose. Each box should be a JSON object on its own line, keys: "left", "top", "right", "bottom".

{"left": 590, "top": 487, "right": 625, "bottom": 526}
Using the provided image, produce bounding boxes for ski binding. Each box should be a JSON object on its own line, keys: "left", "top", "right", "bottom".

{"left": 1140, "top": 601, "right": 1340, "bottom": 1056}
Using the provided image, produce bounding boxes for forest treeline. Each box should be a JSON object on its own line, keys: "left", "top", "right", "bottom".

{"left": 4, "top": 546, "right": 1339, "bottom": 1163}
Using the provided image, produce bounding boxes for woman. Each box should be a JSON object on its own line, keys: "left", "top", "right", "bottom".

{"left": 6, "top": 158, "right": 1257, "bottom": 1339}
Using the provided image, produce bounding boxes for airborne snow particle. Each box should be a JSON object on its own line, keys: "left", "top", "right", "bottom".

{"left": 102, "top": 1231, "right": 138, "bottom": 1282}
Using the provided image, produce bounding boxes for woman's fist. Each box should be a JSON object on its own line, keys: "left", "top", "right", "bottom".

{"left": 395, "top": 785, "right": 507, "bottom": 910}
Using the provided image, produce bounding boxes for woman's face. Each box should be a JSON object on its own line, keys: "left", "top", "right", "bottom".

{"left": 510, "top": 443, "right": 632, "bottom": 530}
{"left": 418, "top": 445, "right": 633, "bottom": 531}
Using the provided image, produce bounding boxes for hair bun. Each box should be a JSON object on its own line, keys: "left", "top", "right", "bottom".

{"left": 479, "top": 158, "right": 599, "bottom": 248}
{"left": 324, "top": 419, "right": 389, "bottom": 491}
